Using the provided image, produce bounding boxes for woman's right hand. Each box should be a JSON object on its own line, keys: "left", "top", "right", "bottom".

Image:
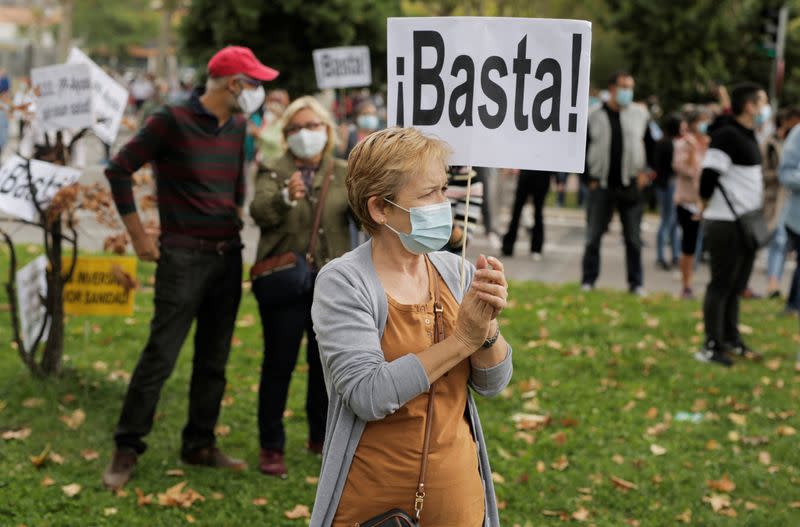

{"left": 287, "top": 171, "right": 306, "bottom": 201}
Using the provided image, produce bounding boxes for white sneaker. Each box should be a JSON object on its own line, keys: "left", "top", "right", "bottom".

{"left": 531, "top": 252, "right": 542, "bottom": 262}
{"left": 581, "top": 283, "right": 594, "bottom": 292}
{"left": 487, "top": 232, "right": 502, "bottom": 250}
{"left": 631, "top": 286, "right": 647, "bottom": 298}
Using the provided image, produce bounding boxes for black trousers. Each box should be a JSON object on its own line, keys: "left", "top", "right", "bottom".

{"left": 703, "top": 220, "right": 756, "bottom": 346}
{"left": 581, "top": 186, "right": 643, "bottom": 289}
{"left": 255, "top": 290, "right": 327, "bottom": 451}
{"left": 503, "top": 170, "right": 551, "bottom": 254}
{"left": 114, "top": 246, "right": 243, "bottom": 455}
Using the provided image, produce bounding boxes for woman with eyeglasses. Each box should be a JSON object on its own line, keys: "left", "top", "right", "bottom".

{"left": 250, "top": 96, "right": 352, "bottom": 477}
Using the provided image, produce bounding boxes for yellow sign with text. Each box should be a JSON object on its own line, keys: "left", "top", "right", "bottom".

{"left": 62, "top": 256, "right": 137, "bottom": 316}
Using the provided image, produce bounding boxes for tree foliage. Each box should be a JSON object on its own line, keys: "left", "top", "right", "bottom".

{"left": 181, "top": 0, "right": 402, "bottom": 96}
{"left": 73, "top": 0, "right": 160, "bottom": 57}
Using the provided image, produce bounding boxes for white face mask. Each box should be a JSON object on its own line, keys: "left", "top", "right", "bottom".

{"left": 237, "top": 85, "right": 265, "bottom": 115}
{"left": 287, "top": 128, "right": 328, "bottom": 159}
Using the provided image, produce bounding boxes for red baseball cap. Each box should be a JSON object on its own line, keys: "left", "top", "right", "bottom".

{"left": 207, "top": 46, "right": 279, "bottom": 81}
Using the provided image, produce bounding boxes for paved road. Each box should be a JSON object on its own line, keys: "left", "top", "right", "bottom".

{"left": 1, "top": 135, "right": 792, "bottom": 297}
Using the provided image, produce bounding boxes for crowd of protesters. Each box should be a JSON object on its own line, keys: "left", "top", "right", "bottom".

{"left": 6, "top": 40, "right": 794, "bottom": 526}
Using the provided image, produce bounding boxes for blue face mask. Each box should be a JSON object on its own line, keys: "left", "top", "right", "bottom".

{"left": 616, "top": 88, "right": 634, "bottom": 108}
{"left": 698, "top": 122, "right": 709, "bottom": 135}
{"left": 357, "top": 114, "right": 380, "bottom": 131}
{"left": 384, "top": 198, "right": 453, "bottom": 254}
{"left": 755, "top": 105, "right": 772, "bottom": 127}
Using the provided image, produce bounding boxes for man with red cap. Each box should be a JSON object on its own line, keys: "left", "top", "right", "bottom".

{"left": 102, "top": 46, "right": 278, "bottom": 490}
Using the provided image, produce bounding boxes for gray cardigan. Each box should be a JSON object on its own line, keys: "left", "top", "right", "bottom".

{"left": 587, "top": 103, "right": 649, "bottom": 188}
{"left": 310, "top": 241, "right": 513, "bottom": 527}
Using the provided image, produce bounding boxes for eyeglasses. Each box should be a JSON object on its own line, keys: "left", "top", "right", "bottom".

{"left": 234, "top": 75, "right": 261, "bottom": 87}
{"left": 285, "top": 121, "right": 324, "bottom": 135}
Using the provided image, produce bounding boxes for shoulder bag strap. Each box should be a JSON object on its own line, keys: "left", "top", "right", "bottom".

{"left": 306, "top": 163, "right": 335, "bottom": 265}
{"left": 715, "top": 179, "right": 741, "bottom": 221}
{"left": 414, "top": 260, "right": 444, "bottom": 523}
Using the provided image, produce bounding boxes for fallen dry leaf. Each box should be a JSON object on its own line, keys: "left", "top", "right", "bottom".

{"left": 707, "top": 474, "right": 736, "bottom": 493}
{"left": 305, "top": 476, "right": 319, "bottom": 485}
{"left": 551, "top": 455, "right": 569, "bottom": 471}
{"left": 166, "top": 469, "right": 185, "bottom": 477}
{"left": 612, "top": 454, "right": 625, "bottom": 465}
{"left": 676, "top": 509, "right": 692, "bottom": 523}
{"left": 61, "top": 483, "right": 82, "bottom": 498}
{"left": 41, "top": 475, "right": 55, "bottom": 487}
{"left": 80, "top": 449, "right": 99, "bottom": 461}
{"left": 745, "top": 501, "right": 759, "bottom": 511}
{"left": 214, "top": 424, "right": 231, "bottom": 437}
{"left": 30, "top": 445, "right": 52, "bottom": 468}
{"left": 645, "top": 407, "right": 659, "bottom": 420}
{"left": 49, "top": 452, "right": 65, "bottom": 465}
{"left": 765, "top": 359, "right": 781, "bottom": 371}
{"left": 776, "top": 425, "right": 796, "bottom": 437}
{"left": 706, "top": 439, "right": 721, "bottom": 451}
{"left": 728, "top": 413, "right": 747, "bottom": 426}
{"left": 59, "top": 409, "right": 86, "bottom": 430}
{"left": 491, "top": 472, "right": 506, "bottom": 484}
{"left": 186, "top": 514, "right": 196, "bottom": 523}
{"left": 542, "top": 510, "right": 570, "bottom": 521}
{"left": 22, "top": 397, "right": 44, "bottom": 408}
{"left": 758, "top": 451, "right": 771, "bottom": 466}
{"left": 135, "top": 487, "right": 154, "bottom": 506}
{"left": 650, "top": 444, "right": 667, "bottom": 456}
{"left": 511, "top": 413, "right": 550, "bottom": 431}
{"left": 211, "top": 492, "right": 224, "bottom": 500}
{"left": 536, "top": 461, "right": 546, "bottom": 473}
{"left": 104, "top": 507, "right": 118, "bottom": 516}
{"left": 611, "top": 476, "right": 638, "bottom": 492}
{"left": 252, "top": 497, "right": 268, "bottom": 506}
{"left": 157, "top": 481, "right": 205, "bottom": 508}
{"left": 284, "top": 504, "right": 311, "bottom": 520}
{"left": 572, "top": 507, "right": 590, "bottom": 522}
{"left": 2, "top": 428, "right": 32, "bottom": 440}
{"left": 703, "top": 493, "right": 731, "bottom": 512}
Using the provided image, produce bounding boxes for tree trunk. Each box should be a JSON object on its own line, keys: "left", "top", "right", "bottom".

{"left": 40, "top": 220, "right": 64, "bottom": 376}
{"left": 58, "top": 0, "right": 75, "bottom": 62}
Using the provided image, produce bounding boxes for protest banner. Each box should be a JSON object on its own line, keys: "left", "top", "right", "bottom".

{"left": 31, "top": 63, "right": 93, "bottom": 132}
{"left": 62, "top": 256, "right": 137, "bottom": 316}
{"left": 16, "top": 255, "right": 50, "bottom": 352}
{"left": 0, "top": 156, "right": 82, "bottom": 222}
{"left": 67, "top": 47, "right": 129, "bottom": 145}
{"left": 313, "top": 46, "right": 372, "bottom": 90}
{"left": 387, "top": 17, "right": 592, "bottom": 173}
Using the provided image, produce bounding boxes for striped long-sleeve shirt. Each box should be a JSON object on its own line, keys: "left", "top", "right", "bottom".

{"left": 106, "top": 89, "right": 246, "bottom": 241}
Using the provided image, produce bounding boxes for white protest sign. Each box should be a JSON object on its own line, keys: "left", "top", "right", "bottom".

{"left": 31, "top": 63, "right": 93, "bottom": 132}
{"left": 313, "top": 46, "right": 372, "bottom": 90}
{"left": 388, "top": 17, "right": 592, "bottom": 173}
{"left": 16, "top": 255, "right": 50, "bottom": 353}
{"left": 0, "top": 156, "right": 82, "bottom": 222}
{"left": 68, "top": 47, "right": 130, "bottom": 145}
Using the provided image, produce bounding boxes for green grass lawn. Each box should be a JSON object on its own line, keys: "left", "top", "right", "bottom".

{"left": 1, "top": 244, "right": 799, "bottom": 526}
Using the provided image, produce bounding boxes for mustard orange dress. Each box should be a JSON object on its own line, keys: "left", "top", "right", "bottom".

{"left": 333, "top": 259, "right": 485, "bottom": 527}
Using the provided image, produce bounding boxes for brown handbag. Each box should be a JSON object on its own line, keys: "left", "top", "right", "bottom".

{"left": 357, "top": 263, "right": 445, "bottom": 527}
{"left": 249, "top": 164, "right": 334, "bottom": 305}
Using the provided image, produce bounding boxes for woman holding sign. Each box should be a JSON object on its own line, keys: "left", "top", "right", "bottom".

{"left": 250, "top": 96, "right": 351, "bottom": 477}
{"left": 310, "top": 127, "right": 512, "bottom": 527}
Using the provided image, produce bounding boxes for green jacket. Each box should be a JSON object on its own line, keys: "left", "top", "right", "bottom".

{"left": 250, "top": 152, "right": 352, "bottom": 267}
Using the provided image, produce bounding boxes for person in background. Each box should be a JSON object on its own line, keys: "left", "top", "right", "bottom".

{"left": 554, "top": 173, "right": 568, "bottom": 207}
{"left": 696, "top": 82, "right": 768, "bottom": 367}
{"left": 130, "top": 73, "right": 156, "bottom": 111}
{"left": 778, "top": 108, "right": 800, "bottom": 315}
{"left": 338, "top": 99, "right": 382, "bottom": 160}
{"left": 653, "top": 113, "right": 683, "bottom": 271}
{"left": 581, "top": 71, "right": 650, "bottom": 295}
{"left": 310, "top": 126, "right": 511, "bottom": 527}
{"left": 257, "top": 89, "right": 290, "bottom": 165}
{"left": 673, "top": 109, "right": 710, "bottom": 299}
{"left": 250, "top": 96, "right": 351, "bottom": 478}
{"left": 101, "top": 46, "right": 278, "bottom": 490}
{"left": 501, "top": 170, "right": 551, "bottom": 260}
{"left": 765, "top": 107, "right": 800, "bottom": 300}
{"left": 12, "top": 76, "right": 36, "bottom": 140}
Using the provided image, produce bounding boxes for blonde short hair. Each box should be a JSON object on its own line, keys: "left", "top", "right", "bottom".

{"left": 279, "top": 95, "right": 337, "bottom": 157}
{"left": 347, "top": 127, "right": 451, "bottom": 235}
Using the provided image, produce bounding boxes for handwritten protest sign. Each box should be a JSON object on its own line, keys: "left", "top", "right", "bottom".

{"left": 16, "top": 255, "right": 50, "bottom": 352}
{"left": 313, "top": 46, "right": 372, "bottom": 90}
{"left": 0, "top": 156, "right": 81, "bottom": 222}
{"left": 387, "top": 17, "right": 592, "bottom": 173}
{"left": 67, "top": 47, "right": 129, "bottom": 145}
{"left": 63, "top": 256, "right": 137, "bottom": 316}
{"left": 31, "top": 63, "right": 93, "bottom": 132}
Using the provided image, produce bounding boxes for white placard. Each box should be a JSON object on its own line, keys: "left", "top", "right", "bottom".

{"left": 31, "top": 63, "right": 93, "bottom": 132}
{"left": 16, "top": 255, "right": 50, "bottom": 353}
{"left": 388, "top": 17, "right": 592, "bottom": 173}
{"left": 0, "top": 156, "right": 82, "bottom": 222}
{"left": 313, "top": 46, "right": 372, "bottom": 90}
{"left": 68, "top": 47, "right": 129, "bottom": 145}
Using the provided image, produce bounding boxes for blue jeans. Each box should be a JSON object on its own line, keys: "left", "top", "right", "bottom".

{"left": 655, "top": 183, "right": 679, "bottom": 263}
{"left": 767, "top": 221, "right": 788, "bottom": 281}
{"left": 786, "top": 227, "right": 800, "bottom": 311}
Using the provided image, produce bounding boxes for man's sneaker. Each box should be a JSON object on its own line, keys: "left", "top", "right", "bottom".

{"left": 259, "top": 448, "right": 288, "bottom": 478}
{"left": 306, "top": 440, "right": 324, "bottom": 455}
{"left": 102, "top": 447, "right": 138, "bottom": 491}
{"left": 728, "top": 341, "right": 763, "bottom": 362}
{"left": 694, "top": 341, "right": 733, "bottom": 368}
{"left": 487, "top": 232, "right": 502, "bottom": 250}
{"left": 531, "top": 252, "right": 543, "bottom": 262}
{"left": 581, "top": 283, "right": 594, "bottom": 292}
{"left": 630, "top": 286, "right": 647, "bottom": 298}
{"left": 181, "top": 446, "right": 247, "bottom": 471}
{"left": 681, "top": 287, "right": 695, "bottom": 300}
